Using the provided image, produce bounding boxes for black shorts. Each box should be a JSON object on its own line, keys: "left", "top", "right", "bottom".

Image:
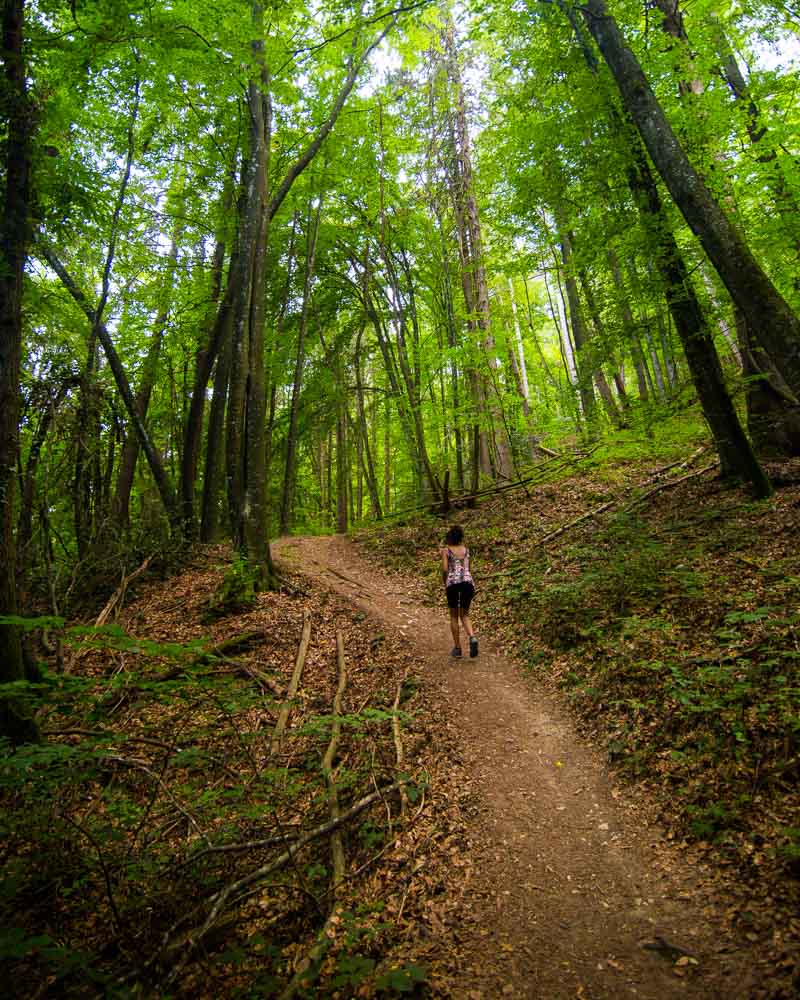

{"left": 446, "top": 581, "right": 475, "bottom": 611}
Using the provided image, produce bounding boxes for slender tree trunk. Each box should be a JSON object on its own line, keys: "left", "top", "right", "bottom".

{"left": 444, "top": 16, "right": 513, "bottom": 480}
{"left": 354, "top": 328, "right": 382, "bottom": 518}
{"left": 556, "top": 221, "right": 597, "bottom": 425}
{"left": 0, "top": 0, "right": 37, "bottom": 742}
{"left": 280, "top": 196, "right": 322, "bottom": 535}
{"left": 73, "top": 334, "right": 99, "bottom": 557}
{"left": 383, "top": 395, "right": 391, "bottom": 514}
{"left": 114, "top": 233, "right": 180, "bottom": 526}
{"left": 336, "top": 411, "right": 347, "bottom": 533}
{"left": 522, "top": 276, "right": 560, "bottom": 395}
{"left": 654, "top": 298, "right": 678, "bottom": 388}
{"left": 508, "top": 278, "right": 539, "bottom": 457}
{"left": 180, "top": 172, "right": 235, "bottom": 537}
{"left": 578, "top": 268, "right": 626, "bottom": 427}
{"left": 200, "top": 302, "right": 234, "bottom": 542}
{"left": 41, "top": 247, "right": 181, "bottom": 524}
{"left": 17, "top": 378, "right": 77, "bottom": 600}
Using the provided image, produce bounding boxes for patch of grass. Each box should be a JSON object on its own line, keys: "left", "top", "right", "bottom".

{"left": 533, "top": 514, "right": 706, "bottom": 649}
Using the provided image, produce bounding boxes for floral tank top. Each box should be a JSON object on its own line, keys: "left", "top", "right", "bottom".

{"left": 446, "top": 547, "right": 473, "bottom": 587}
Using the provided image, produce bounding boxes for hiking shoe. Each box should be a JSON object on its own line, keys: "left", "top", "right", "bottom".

{"left": 469, "top": 636, "right": 478, "bottom": 658}
{"left": 451, "top": 646, "right": 462, "bottom": 658}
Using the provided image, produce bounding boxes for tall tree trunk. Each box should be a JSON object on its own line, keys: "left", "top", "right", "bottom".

{"left": 508, "top": 278, "right": 540, "bottom": 457}
{"left": 17, "top": 378, "right": 77, "bottom": 601}
{"left": 607, "top": 249, "right": 649, "bottom": 401}
{"left": 581, "top": 0, "right": 800, "bottom": 404}
{"left": 354, "top": 327, "right": 382, "bottom": 518}
{"left": 73, "top": 334, "right": 99, "bottom": 558}
{"left": 200, "top": 301, "right": 234, "bottom": 542}
{"left": 113, "top": 233, "right": 180, "bottom": 526}
{"left": 231, "top": 10, "right": 397, "bottom": 581}
{"left": 654, "top": 298, "right": 678, "bottom": 388}
{"left": 578, "top": 268, "right": 626, "bottom": 427}
{"left": 336, "top": 411, "right": 347, "bottom": 533}
{"left": 383, "top": 395, "right": 391, "bottom": 513}
{"left": 555, "top": 219, "right": 597, "bottom": 426}
{"left": 444, "top": 15, "right": 513, "bottom": 480}
{"left": 280, "top": 196, "right": 323, "bottom": 535}
{"left": 522, "top": 276, "right": 561, "bottom": 395}
{"left": 180, "top": 171, "right": 235, "bottom": 537}
{"left": 0, "top": 0, "right": 37, "bottom": 742}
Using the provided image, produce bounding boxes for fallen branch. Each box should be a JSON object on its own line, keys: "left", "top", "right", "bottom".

{"left": 640, "top": 445, "right": 711, "bottom": 485}
{"left": 170, "top": 831, "right": 298, "bottom": 872}
{"left": 536, "top": 448, "right": 720, "bottom": 547}
{"left": 95, "top": 554, "right": 153, "bottom": 627}
{"left": 151, "top": 780, "right": 406, "bottom": 985}
{"left": 538, "top": 498, "right": 617, "bottom": 546}
{"left": 621, "top": 461, "right": 720, "bottom": 513}
{"left": 392, "top": 677, "right": 408, "bottom": 819}
{"left": 194, "top": 630, "right": 266, "bottom": 663}
{"left": 240, "top": 662, "right": 284, "bottom": 698}
{"left": 326, "top": 632, "right": 348, "bottom": 891}
{"left": 43, "top": 728, "right": 175, "bottom": 752}
{"left": 271, "top": 610, "right": 311, "bottom": 755}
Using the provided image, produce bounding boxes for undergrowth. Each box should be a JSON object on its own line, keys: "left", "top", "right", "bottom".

{"left": 0, "top": 571, "right": 448, "bottom": 998}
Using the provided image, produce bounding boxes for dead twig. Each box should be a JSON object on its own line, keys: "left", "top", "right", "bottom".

{"left": 271, "top": 610, "right": 312, "bottom": 755}
{"left": 392, "top": 677, "right": 409, "bottom": 818}
{"left": 95, "top": 554, "right": 153, "bottom": 627}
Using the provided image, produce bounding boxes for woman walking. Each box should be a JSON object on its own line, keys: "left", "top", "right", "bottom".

{"left": 441, "top": 525, "right": 478, "bottom": 658}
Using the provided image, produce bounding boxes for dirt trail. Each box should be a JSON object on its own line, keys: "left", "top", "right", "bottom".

{"left": 275, "top": 535, "right": 751, "bottom": 999}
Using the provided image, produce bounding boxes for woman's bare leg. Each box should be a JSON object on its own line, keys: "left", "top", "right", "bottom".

{"left": 449, "top": 608, "right": 461, "bottom": 648}
{"left": 459, "top": 610, "right": 474, "bottom": 638}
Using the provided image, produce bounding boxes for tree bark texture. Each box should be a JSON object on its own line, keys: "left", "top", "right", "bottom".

{"left": 0, "top": 0, "right": 38, "bottom": 741}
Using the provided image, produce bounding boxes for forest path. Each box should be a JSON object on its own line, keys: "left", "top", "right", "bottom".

{"left": 274, "top": 535, "right": 749, "bottom": 999}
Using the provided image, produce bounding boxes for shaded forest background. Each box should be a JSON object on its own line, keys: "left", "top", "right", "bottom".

{"left": 1, "top": 0, "right": 800, "bottom": 994}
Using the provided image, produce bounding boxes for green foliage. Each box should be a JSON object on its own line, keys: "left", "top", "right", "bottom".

{"left": 376, "top": 962, "right": 428, "bottom": 994}
{"left": 533, "top": 515, "right": 705, "bottom": 648}
{"left": 203, "top": 558, "right": 260, "bottom": 620}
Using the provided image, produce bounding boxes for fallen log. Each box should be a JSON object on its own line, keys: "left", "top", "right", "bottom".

{"left": 194, "top": 630, "right": 266, "bottom": 663}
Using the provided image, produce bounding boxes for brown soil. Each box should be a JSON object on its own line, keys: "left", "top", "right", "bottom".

{"left": 274, "top": 534, "right": 756, "bottom": 1000}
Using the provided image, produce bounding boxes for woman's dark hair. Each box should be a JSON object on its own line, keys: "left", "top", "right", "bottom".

{"left": 445, "top": 525, "right": 464, "bottom": 545}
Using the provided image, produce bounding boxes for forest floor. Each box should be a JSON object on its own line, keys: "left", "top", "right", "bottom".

{"left": 4, "top": 451, "right": 799, "bottom": 998}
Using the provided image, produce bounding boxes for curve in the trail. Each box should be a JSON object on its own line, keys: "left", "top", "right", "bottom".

{"left": 275, "top": 535, "right": 751, "bottom": 1000}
